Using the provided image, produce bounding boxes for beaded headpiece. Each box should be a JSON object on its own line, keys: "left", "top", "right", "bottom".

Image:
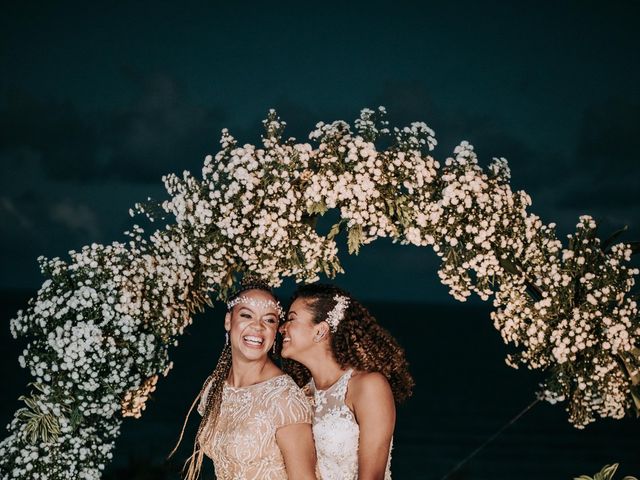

{"left": 227, "top": 295, "right": 284, "bottom": 320}
{"left": 325, "top": 294, "right": 350, "bottom": 332}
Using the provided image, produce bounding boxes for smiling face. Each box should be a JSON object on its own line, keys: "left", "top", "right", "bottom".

{"left": 224, "top": 289, "right": 280, "bottom": 362}
{"left": 279, "top": 297, "right": 327, "bottom": 362}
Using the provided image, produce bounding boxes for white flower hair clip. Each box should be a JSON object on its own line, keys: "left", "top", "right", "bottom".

{"left": 325, "top": 294, "right": 350, "bottom": 332}
{"left": 227, "top": 296, "right": 284, "bottom": 320}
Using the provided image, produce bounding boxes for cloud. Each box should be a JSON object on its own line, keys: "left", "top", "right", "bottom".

{"left": 0, "top": 163, "right": 105, "bottom": 259}
{"left": 0, "top": 72, "right": 227, "bottom": 184}
{"left": 0, "top": 72, "right": 229, "bottom": 289}
{"left": 0, "top": 196, "right": 34, "bottom": 230}
{"left": 103, "top": 71, "right": 228, "bottom": 181}
{"left": 49, "top": 200, "right": 101, "bottom": 238}
{"left": 0, "top": 144, "right": 109, "bottom": 288}
{"left": 0, "top": 163, "right": 164, "bottom": 289}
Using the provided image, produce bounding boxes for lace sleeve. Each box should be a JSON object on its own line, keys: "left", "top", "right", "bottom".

{"left": 197, "top": 377, "right": 214, "bottom": 416}
{"left": 272, "top": 377, "right": 313, "bottom": 429}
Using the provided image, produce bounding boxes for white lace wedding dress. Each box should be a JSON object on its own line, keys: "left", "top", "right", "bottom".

{"left": 306, "top": 369, "right": 392, "bottom": 480}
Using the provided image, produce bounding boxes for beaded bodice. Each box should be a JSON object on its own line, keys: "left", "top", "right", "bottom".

{"left": 197, "top": 374, "right": 313, "bottom": 480}
{"left": 306, "top": 369, "right": 392, "bottom": 480}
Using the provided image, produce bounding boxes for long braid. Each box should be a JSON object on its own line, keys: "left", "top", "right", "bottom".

{"left": 168, "top": 343, "right": 232, "bottom": 479}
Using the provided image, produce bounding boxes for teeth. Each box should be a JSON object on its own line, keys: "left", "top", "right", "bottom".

{"left": 282, "top": 338, "right": 291, "bottom": 342}
{"left": 243, "top": 335, "right": 263, "bottom": 345}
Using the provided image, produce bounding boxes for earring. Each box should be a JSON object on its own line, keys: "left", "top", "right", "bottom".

{"left": 272, "top": 339, "right": 277, "bottom": 355}
{"left": 225, "top": 331, "right": 229, "bottom": 346}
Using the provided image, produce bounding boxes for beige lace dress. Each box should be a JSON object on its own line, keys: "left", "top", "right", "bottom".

{"left": 197, "top": 374, "right": 313, "bottom": 480}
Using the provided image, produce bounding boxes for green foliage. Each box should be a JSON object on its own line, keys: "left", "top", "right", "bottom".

{"left": 347, "top": 224, "right": 363, "bottom": 255}
{"left": 574, "top": 463, "right": 638, "bottom": 480}
{"left": 16, "top": 384, "right": 65, "bottom": 444}
{"left": 327, "top": 220, "right": 345, "bottom": 241}
{"left": 307, "top": 200, "right": 328, "bottom": 216}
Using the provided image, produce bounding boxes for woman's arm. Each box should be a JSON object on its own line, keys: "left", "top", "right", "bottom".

{"left": 276, "top": 422, "right": 318, "bottom": 480}
{"left": 349, "top": 372, "right": 396, "bottom": 480}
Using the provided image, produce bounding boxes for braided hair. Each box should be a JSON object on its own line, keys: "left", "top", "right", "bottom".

{"left": 168, "top": 277, "right": 280, "bottom": 480}
{"left": 282, "top": 284, "right": 414, "bottom": 403}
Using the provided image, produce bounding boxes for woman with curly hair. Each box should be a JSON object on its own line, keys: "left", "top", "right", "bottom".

{"left": 169, "top": 280, "right": 317, "bottom": 480}
{"left": 280, "top": 284, "right": 414, "bottom": 480}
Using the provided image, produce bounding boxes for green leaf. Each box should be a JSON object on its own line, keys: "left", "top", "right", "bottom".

{"left": 307, "top": 201, "right": 328, "bottom": 216}
{"left": 325, "top": 256, "right": 344, "bottom": 278}
{"left": 17, "top": 393, "right": 61, "bottom": 444}
{"left": 347, "top": 225, "right": 363, "bottom": 255}
{"left": 600, "top": 464, "right": 620, "bottom": 480}
{"left": 70, "top": 406, "right": 83, "bottom": 431}
{"left": 327, "top": 221, "right": 344, "bottom": 241}
{"left": 385, "top": 198, "right": 395, "bottom": 216}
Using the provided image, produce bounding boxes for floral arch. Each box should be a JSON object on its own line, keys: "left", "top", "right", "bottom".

{"left": 0, "top": 108, "right": 638, "bottom": 479}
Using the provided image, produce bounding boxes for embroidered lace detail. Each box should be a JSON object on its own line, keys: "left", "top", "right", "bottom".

{"left": 197, "top": 374, "right": 313, "bottom": 480}
{"left": 308, "top": 369, "right": 392, "bottom": 480}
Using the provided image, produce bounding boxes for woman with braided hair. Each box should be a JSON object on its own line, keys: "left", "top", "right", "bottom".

{"left": 280, "top": 284, "right": 414, "bottom": 480}
{"left": 169, "top": 280, "right": 317, "bottom": 480}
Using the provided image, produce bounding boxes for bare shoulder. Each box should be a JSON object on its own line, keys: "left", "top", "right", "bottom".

{"left": 348, "top": 371, "right": 392, "bottom": 399}
{"left": 347, "top": 371, "right": 394, "bottom": 421}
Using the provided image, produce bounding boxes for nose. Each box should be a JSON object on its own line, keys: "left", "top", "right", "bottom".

{"left": 250, "top": 317, "right": 266, "bottom": 331}
{"left": 279, "top": 323, "right": 287, "bottom": 335}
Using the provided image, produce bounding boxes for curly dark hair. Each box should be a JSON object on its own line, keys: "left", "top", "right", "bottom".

{"left": 169, "top": 276, "right": 281, "bottom": 480}
{"left": 282, "top": 284, "right": 414, "bottom": 403}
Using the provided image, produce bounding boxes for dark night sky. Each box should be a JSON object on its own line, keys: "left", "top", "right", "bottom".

{"left": 1, "top": 0, "right": 639, "bottom": 301}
